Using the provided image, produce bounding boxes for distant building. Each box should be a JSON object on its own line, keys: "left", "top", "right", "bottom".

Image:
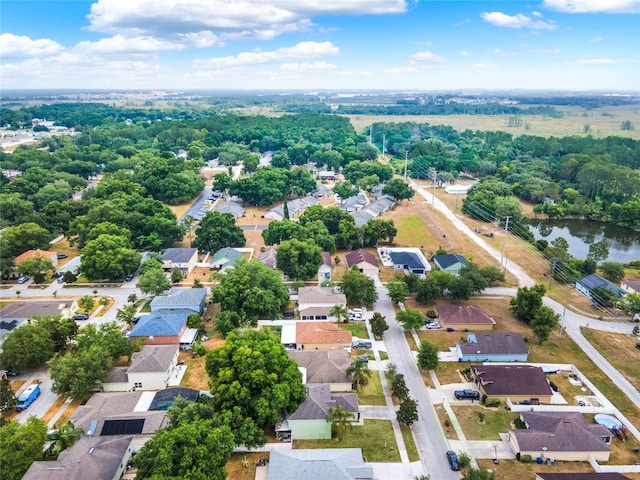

{"left": 161, "top": 248, "right": 198, "bottom": 274}
{"left": 345, "top": 249, "right": 379, "bottom": 277}
{"left": 576, "top": 273, "right": 625, "bottom": 302}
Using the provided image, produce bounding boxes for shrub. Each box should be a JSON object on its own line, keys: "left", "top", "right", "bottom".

{"left": 520, "top": 454, "right": 532, "bottom": 463}
{"left": 485, "top": 398, "right": 501, "bottom": 408}
{"left": 444, "top": 419, "right": 451, "bottom": 427}
{"left": 426, "top": 310, "right": 437, "bottom": 319}
{"left": 481, "top": 394, "right": 487, "bottom": 405}
{"left": 514, "top": 417, "right": 527, "bottom": 429}
{"left": 458, "top": 452, "right": 471, "bottom": 468}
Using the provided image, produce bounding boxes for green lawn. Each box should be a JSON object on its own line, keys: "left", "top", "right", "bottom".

{"left": 341, "top": 322, "right": 369, "bottom": 339}
{"left": 399, "top": 424, "right": 420, "bottom": 462}
{"left": 293, "top": 419, "right": 401, "bottom": 462}
{"left": 450, "top": 405, "right": 519, "bottom": 440}
{"left": 357, "top": 371, "right": 386, "bottom": 406}
{"left": 140, "top": 300, "right": 152, "bottom": 313}
{"left": 395, "top": 214, "right": 439, "bottom": 248}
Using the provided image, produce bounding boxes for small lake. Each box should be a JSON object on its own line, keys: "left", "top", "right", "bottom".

{"left": 528, "top": 219, "right": 640, "bottom": 264}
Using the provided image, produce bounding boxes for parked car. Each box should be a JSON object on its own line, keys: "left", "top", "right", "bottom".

{"left": 454, "top": 389, "right": 480, "bottom": 400}
{"left": 17, "top": 275, "right": 29, "bottom": 284}
{"left": 635, "top": 342, "right": 640, "bottom": 350}
{"left": 57, "top": 276, "right": 65, "bottom": 284}
{"left": 424, "top": 321, "right": 441, "bottom": 330}
{"left": 352, "top": 340, "right": 372, "bottom": 350}
{"left": 72, "top": 313, "right": 89, "bottom": 321}
{"left": 124, "top": 274, "right": 134, "bottom": 282}
{"left": 446, "top": 451, "right": 460, "bottom": 471}
{"left": 356, "top": 356, "right": 369, "bottom": 363}
{"left": 56, "top": 253, "right": 68, "bottom": 259}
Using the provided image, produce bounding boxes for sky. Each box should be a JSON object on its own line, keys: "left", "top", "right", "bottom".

{"left": 1, "top": 0, "right": 639, "bottom": 92}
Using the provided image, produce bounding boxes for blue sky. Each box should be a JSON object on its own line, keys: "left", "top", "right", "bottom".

{"left": 1, "top": 0, "right": 639, "bottom": 91}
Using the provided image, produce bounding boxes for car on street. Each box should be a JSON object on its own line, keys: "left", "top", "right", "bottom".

{"left": 124, "top": 274, "right": 134, "bottom": 282}
{"left": 446, "top": 451, "right": 460, "bottom": 471}
{"left": 17, "top": 275, "right": 29, "bottom": 284}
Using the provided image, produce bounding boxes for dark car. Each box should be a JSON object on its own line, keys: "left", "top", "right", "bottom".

{"left": 72, "top": 313, "right": 89, "bottom": 321}
{"left": 446, "top": 451, "right": 460, "bottom": 471}
{"left": 356, "top": 356, "right": 369, "bottom": 363}
{"left": 635, "top": 342, "right": 640, "bottom": 350}
{"left": 56, "top": 253, "right": 68, "bottom": 259}
{"left": 124, "top": 274, "right": 134, "bottom": 282}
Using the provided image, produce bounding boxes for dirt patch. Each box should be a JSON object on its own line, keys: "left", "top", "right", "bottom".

{"left": 225, "top": 452, "right": 268, "bottom": 480}
{"left": 42, "top": 395, "right": 69, "bottom": 425}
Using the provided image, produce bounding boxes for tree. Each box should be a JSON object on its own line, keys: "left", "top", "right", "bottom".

{"left": 0, "top": 378, "right": 17, "bottom": 418}
{"left": 510, "top": 284, "right": 546, "bottom": 324}
{"left": 600, "top": 262, "right": 625, "bottom": 283}
{"left": 327, "top": 405, "right": 352, "bottom": 441}
{"left": 275, "top": 238, "right": 322, "bottom": 280}
{"left": 75, "top": 322, "right": 131, "bottom": 360}
{"left": 137, "top": 266, "right": 170, "bottom": 296}
{"left": 340, "top": 267, "right": 378, "bottom": 305}
{"left": 205, "top": 329, "right": 305, "bottom": 430}
{"left": 193, "top": 211, "right": 245, "bottom": 253}
{"left": 396, "top": 398, "right": 419, "bottom": 426}
{"left": 134, "top": 421, "right": 234, "bottom": 480}
{"left": 618, "top": 292, "right": 640, "bottom": 317}
{"left": 0, "top": 417, "right": 48, "bottom": 480}
{"left": 116, "top": 304, "right": 138, "bottom": 328}
{"left": 531, "top": 305, "right": 560, "bottom": 344}
{"left": 333, "top": 181, "right": 359, "bottom": 203}
{"left": 16, "top": 254, "right": 55, "bottom": 282}
{"left": 80, "top": 234, "right": 141, "bottom": 281}
{"left": 382, "top": 178, "right": 415, "bottom": 201}
{"left": 330, "top": 304, "right": 349, "bottom": 324}
{"left": 0, "top": 324, "right": 55, "bottom": 371}
{"left": 396, "top": 308, "right": 424, "bottom": 330}
{"left": 387, "top": 279, "right": 409, "bottom": 304}
{"left": 370, "top": 312, "right": 389, "bottom": 339}
{"left": 187, "top": 312, "right": 205, "bottom": 331}
{"left": 212, "top": 259, "right": 290, "bottom": 323}
{"left": 346, "top": 358, "right": 371, "bottom": 392}
{"left": 47, "top": 421, "right": 84, "bottom": 456}
{"left": 0, "top": 222, "right": 51, "bottom": 257}
{"left": 417, "top": 339, "right": 439, "bottom": 371}
{"left": 213, "top": 310, "right": 243, "bottom": 337}
{"left": 36, "top": 315, "right": 78, "bottom": 353}
{"left": 587, "top": 239, "right": 610, "bottom": 264}
{"left": 78, "top": 295, "right": 95, "bottom": 313}
{"left": 50, "top": 345, "right": 112, "bottom": 402}
{"left": 462, "top": 468, "right": 496, "bottom": 480}
{"left": 170, "top": 267, "right": 185, "bottom": 284}
{"left": 391, "top": 373, "right": 410, "bottom": 401}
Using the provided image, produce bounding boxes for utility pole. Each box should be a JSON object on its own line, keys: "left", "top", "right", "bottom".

{"left": 403, "top": 150, "right": 408, "bottom": 180}
{"left": 559, "top": 306, "right": 566, "bottom": 337}
{"left": 500, "top": 216, "right": 511, "bottom": 273}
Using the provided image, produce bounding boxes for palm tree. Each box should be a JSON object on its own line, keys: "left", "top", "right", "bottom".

{"left": 330, "top": 304, "right": 349, "bottom": 324}
{"left": 48, "top": 421, "right": 84, "bottom": 455}
{"left": 326, "top": 405, "right": 352, "bottom": 441}
{"left": 346, "top": 358, "right": 371, "bottom": 392}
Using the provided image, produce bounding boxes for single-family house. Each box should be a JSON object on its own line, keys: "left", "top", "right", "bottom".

{"left": 435, "top": 304, "right": 496, "bottom": 331}
{"left": 456, "top": 332, "right": 528, "bottom": 362}
{"left": 210, "top": 247, "right": 242, "bottom": 271}
{"left": 317, "top": 252, "right": 334, "bottom": 282}
{"left": 471, "top": 364, "right": 553, "bottom": 404}
{"left": 56, "top": 255, "right": 81, "bottom": 278}
{"left": 128, "top": 313, "right": 188, "bottom": 346}
{"left": 621, "top": 278, "right": 640, "bottom": 295}
{"left": 23, "top": 436, "right": 134, "bottom": 480}
{"left": 295, "top": 322, "right": 352, "bottom": 351}
{"left": 535, "top": 474, "right": 631, "bottom": 480}
{"left": 509, "top": 411, "right": 612, "bottom": 462}
{"left": 161, "top": 248, "right": 198, "bottom": 274}
{"left": 372, "top": 183, "right": 385, "bottom": 200}
{"left": 288, "top": 350, "right": 353, "bottom": 392}
{"left": 150, "top": 287, "right": 207, "bottom": 314}
{"left": 345, "top": 249, "right": 379, "bottom": 277}
{"left": 575, "top": 274, "right": 625, "bottom": 302}
{"left": 317, "top": 171, "right": 337, "bottom": 181}
{"left": 277, "top": 384, "right": 359, "bottom": 440}
{"left": 102, "top": 345, "right": 179, "bottom": 392}
{"left": 360, "top": 195, "right": 395, "bottom": 218}
{"left": 389, "top": 251, "right": 430, "bottom": 276}
{"left": 298, "top": 286, "right": 347, "bottom": 321}
{"left": 432, "top": 254, "right": 469, "bottom": 275}
{"left": 258, "top": 247, "right": 278, "bottom": 269}
{"left": 214, "top": 199, "right": 245, "bottom": 219}
{"left": 265, "top": 196, "right": 319, "bottom": 221}
{"left": 15, "top": 249, "right": 59, "bottom": 269}
{"left": 340, "top": 193, "right": 367, "bottom": 213}
{"left": 267, "top": 448, "right": 373, "bottom": 480}
{"left": 353, "top": 211, "right": 375, "bottom": 228}
{"left": 0, "top": 300, "right": 77, "bottom": 345}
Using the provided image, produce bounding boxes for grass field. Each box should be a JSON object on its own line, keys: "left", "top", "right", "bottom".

{"left": 357, "top": 371, "right": 386, "bottom": 406}
{"left": 581, "top": 328, "right": 640, "bottom": 391}
{"left": 450, "top": 405, "right": 519, "bottom": 441}
{"left": 293, "top": 419, "right": 401, "bottom": 462}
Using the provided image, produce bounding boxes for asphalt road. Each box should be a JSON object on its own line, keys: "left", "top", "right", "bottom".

{"left": 372, "top": 278, "right": 461, "bottom": 479}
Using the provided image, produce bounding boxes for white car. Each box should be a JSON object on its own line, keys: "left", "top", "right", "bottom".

{"left": 425, "top": 321, "right": 441, "bottom": 330}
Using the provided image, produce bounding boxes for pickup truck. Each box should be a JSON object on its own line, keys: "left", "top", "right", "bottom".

{"left": 454, "top": 389, "right": 480, "bottom": 400}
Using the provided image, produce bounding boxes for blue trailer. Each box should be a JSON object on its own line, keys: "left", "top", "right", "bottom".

{"left": 16, "top": 383, "right": 41, "bottom": 411}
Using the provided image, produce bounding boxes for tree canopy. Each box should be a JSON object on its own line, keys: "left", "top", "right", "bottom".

{"left": 0, "top": 417, "right": 48, "bottom": 480}
{"left": 340, "top": 267, "right": 378, "bottom": 305}
{"left": 275, "top": 238, "right": 322, "bottom": 280}
{"left": 193, "top": 211, "right": 245, "bottom": 253}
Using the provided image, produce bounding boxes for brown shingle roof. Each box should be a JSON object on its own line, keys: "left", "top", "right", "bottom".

{"left": 472, "top": 364, "right": 552, "bottom": 397}
{"left": 513, "top": 411, "right": 612, "bottom": 453}
{"left": 436, "top": 304, "right": 495, "bottom": 325}
{"left": 288, "top": 350, "right": 352, "bottom": 385}
{"left": 296, "top": 322, "right": 352, "bottom": 346}
{"left": 345, "top": 249, "right": 379, "bottom": 269}
{"left": 298, "top": 286, "right": 346, "bottom": 305}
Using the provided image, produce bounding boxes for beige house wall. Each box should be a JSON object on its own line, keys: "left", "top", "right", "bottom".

{"left": 479, "top": 388, "right": 552, "bottom": 404}
{"left": 445, "top": 322, "right": 494, "bottom": 332}
{"left": 299, "top": 342, "right": 351, "bottom": 351}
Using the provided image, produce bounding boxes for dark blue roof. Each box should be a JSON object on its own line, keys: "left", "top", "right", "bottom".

{"left": 578, "top": 274, "right": 625, "bottom": 297}
{"left": 433, "top": 254, "right": 468, "bottom": 269}
{"left": 389, "top": 251, "right": 424, "bottom": 269}
{"left": 162, "top": 248, "right": 197, "bottom": 263}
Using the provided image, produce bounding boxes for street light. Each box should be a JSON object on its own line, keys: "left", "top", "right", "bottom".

{"left": 493, "top": 444, "right": 499, "bottom": 464}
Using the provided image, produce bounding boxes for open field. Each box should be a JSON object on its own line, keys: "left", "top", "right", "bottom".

{"left": 293, "top": 419, "right": 401, "bottom": 462}
{"left": 581, "top": 328, "right": 640, "bottom": 391}
{"left": 344, "top": 105, "right": 640, "bottom": 139}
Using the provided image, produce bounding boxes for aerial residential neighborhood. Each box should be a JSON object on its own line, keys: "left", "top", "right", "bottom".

{"left": 1, "top": 4, "right": 639, "bottom": 475}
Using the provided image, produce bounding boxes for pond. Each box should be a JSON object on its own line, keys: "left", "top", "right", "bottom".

{"left": 528, "top": 219, "right": 640, "bottom": 264}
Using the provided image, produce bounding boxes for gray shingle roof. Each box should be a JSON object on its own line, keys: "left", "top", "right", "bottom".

{"left": 149, "top": 287, "right": 207, "bottom": 312}
{"left": 433, "top": 253, "right": 468, "bottom": 270}
{"left": 162, "top": 248, "right": 197, "bottom": 263}
{"left": 288, "top": 350, "right": 351, "bottom": 385}
{"left": 288, "top": 384, "right": 358, "bottom": 421}
{"left": 268, "top": 448, "right": 372, "bottom": 480}
{"left": 0, "top": 301, "right": 73, "bottom": 320}
{"left": 128, "top": 345, "right": 178, "bottom": 373}
{"left": 215, "top": 200, "right": 244, "bottom": 218}
{"left": 459, "top": 332, "right": 528, "bottom": 355}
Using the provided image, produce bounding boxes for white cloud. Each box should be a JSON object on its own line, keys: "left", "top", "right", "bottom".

{"left": 481, "top": 11, "right": 557, "bottom": 30}
{"left": 0, "top": 33, "right": 65, "bottom": 58}
{"left": 528, "top": 48, "right": 562, "bottom": 54}
{"left": 280, "top": 61, "right": 337, "bottom": 71}
{"left": 492, "top": 48, "right": 515, "bottom": 57}
{"left": 453, "top": 18, "right": 471, "bottom": 26}
{"left": 589, "top": 36, "right": 603, "bottom": 42}
{"left": 460, "top": 51, "right": 469, "bottom": 56}
{"left": 573, "top": 57, "right": 637, "bottom": 64}
{"left": 531, "top": 10, "right": 543, "bottom": 17}
{"left": 73, "top": 35, "right": 187, "bottom": 54}
{"left": 408, "top": 51, "right": 447, "bottom": 63}
{"left": 194, "top": 41, "right": 339, "bottom": 68}
{"left": 543, "top": 0, "right": 640, "bottom": 14}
